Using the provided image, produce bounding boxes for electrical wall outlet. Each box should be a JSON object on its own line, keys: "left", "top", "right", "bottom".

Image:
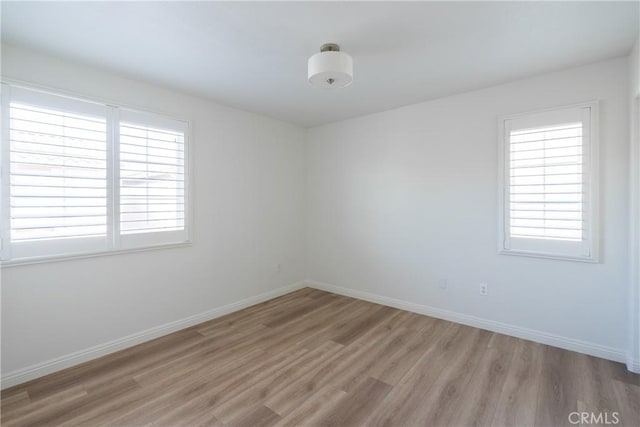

{"left": 438, "top": 278, "right": 447, "bottom": 290}
{"left": 479, "top": 283, "right": 488, "bottom": 296}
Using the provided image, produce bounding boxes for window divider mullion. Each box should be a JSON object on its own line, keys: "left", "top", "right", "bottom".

{"left": 503, "top": 119, "right": 512, "bottom": 250}
{"left": 0, "top": 84, "right": 12, "bottom": 260}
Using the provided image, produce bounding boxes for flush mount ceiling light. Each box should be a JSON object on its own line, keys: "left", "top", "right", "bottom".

{"left": 308, "top": 43, "right": 353, "bottom": 89}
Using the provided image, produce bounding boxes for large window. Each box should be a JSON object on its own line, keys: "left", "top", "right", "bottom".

{"left": 498, "top": 102, "right": 598, "bottom": 262}
{"left": 1, "top": 84, "right": 190, "bottom": 262}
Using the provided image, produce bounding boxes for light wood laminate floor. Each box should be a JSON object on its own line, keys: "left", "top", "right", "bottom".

{"left": 2, "top": 288, "right": 639, "bottom": 426}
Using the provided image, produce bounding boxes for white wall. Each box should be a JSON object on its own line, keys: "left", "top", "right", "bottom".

{"left": 0, "top": 45, "right": 307, "bottom": 378}
{"left": 306, "top": 58, "right": 630, "bottom": 356}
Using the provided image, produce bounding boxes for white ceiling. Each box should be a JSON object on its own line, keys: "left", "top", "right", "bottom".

{"left": 2, "top": 1, "right": 638, "bottom": 127}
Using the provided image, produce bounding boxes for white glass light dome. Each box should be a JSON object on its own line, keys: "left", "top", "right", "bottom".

{"left": 308, "top": 43, "right": 353, "bottom": 89}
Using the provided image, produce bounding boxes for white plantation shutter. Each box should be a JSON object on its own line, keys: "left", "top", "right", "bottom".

{"left": 1, "top": 84, "right": 190, "bottom": 262}
{"left": 509, "top": 122, "right": 584, "bottom": 240}
{"left": 117, "top": 110, "right": 188, "bottom": 249}
{"left": 3, "top": 87, "right": 110, "bottom": 259}
{"left": 500, "top": 103, "right": 598, "bottom": 261}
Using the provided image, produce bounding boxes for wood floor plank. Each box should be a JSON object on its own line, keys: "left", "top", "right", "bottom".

{"left": 0, "top": 390, "right": 30, "bottom": 418}
{"left": 1, "top": 386, "right": 87, "bottom": 425}
{"left": 177, "top": 411, "right": 224, "bottom": 427}
{"left": 491, "top": 339, "right": 545, "bottom": 427}
{"left": 534, "top": 345, "right": 582, "bottom": 427}
{"left": 232, "top": 404, "right": 281, "bottom": 427}
{"left": 18, "top": 329, "right": 202, "bottom": 403}
{"left": 333, "top": 325, "right": 418, "bottom": 393}
{"left": 262, "top": 344, "right": 359, "bottom": 416}
{"left": 2, "top": 288, "right": 637, "bottom": 427}
{"left": 410, "top": 328, "right": 493, "bottom": 426}
{"left": 130, "top": 324, "right": 270, "bottom": 388}
{"left": 368, "top": 318, "right": 450, "bottom": 386}
{"left": 106, "top": 349, "right": 308, "bottom": 426}
{"left": 312, "top": 377, "right": 392, "bottom": 427}
{"left": 607, "top": 360, "right": 640, "bottom": 387}
{"left": 10, "top": 379, "right": 138, "bottom": 427}
{"left": 611, "top": 378, "right": 640, "bottom": 427}
{"left": 448, "top": 332, "right": 518, "bottom": 426}
{"left": 263, "top": 293, "right": 337, "bottom": 328}
{"left": 389, "top": 309, "right": 441, "bottom": 332}
{"left": 575, "top": 354, "right": 620, "bottom": 416}
{"left": 330, "top": 304, "right": 397, "bottom": 346}
{"left": 271, "top": 386, "right": 347, "bottom": 426}
{"left": 195, "top": 295, "right": 312, "bottom": 336}
{"left": 289, "top": 299, "right": 375, "bottom": 350}
{"left": 363, "top": 323, "right": 478, "bottom": 426}
{"left": 362, "top": 322, "right": 457, "bottom": 425}
{"left": 264, "top": 311, "right": 413, "bottom": 416}
{"left": 212, "top": 341, "right": 344, "bottom": 424}
{"left": 191, "top": 288, "right": 315, "bottom": 335}
{"left": 148, "top": 387, "right": 225, "bottom": 427}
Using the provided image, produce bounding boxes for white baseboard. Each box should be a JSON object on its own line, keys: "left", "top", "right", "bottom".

{"left": 0, "top": 281, "right": 306, "bottom": 389}
{"left": 627, "top": 357, "right": 640, "bottom": 373}
{"left": 307, "top": 280, "right": 627, "bottom": 364}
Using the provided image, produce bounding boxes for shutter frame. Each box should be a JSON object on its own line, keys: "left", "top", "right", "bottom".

{"left": 6, "top": 89, "right": 110, "bottom": 258}
{"left": 117, "top": 109, "right": 189, "bottom": 249}
{"left": 498, "top": 101, "right": 599, "bottom": 262}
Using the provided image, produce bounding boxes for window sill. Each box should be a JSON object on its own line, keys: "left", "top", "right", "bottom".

{"left": 0, "top": 241, "right": 192, "bottom": 268}
{"left": 499, "top": 249, "right": 598, "bottom": 263}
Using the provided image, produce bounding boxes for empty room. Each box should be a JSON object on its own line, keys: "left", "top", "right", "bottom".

{"left": 1, "top": 1, "right": 639, "bottom": 426}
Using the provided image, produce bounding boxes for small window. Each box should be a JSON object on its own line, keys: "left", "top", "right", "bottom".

{"left": 498, "top": 102, "right": 598, "bottom": 262}
{"left": 1, "top": 84, "right": 190, "bottom": 262}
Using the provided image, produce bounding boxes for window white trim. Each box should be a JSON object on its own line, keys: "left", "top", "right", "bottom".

{"left": 1, "top": 84, "right": 12, "bottom": 260}
{"left": 0, "top": 82, "right": 193, "bottom": 265}
{"left": 109, "top": 106, "right": 121, "bottom": 250}
{"left": 1, "top": 78, "right": 188, "bottom": 126}
{"left": 498, "top": 101, "right": 599, "bottom": 262}
{"left": 0, "top": 242, "right": 192, "bottom": 268}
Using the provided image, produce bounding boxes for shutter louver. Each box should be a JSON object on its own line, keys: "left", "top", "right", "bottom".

{"left": 509, "top": 122, "right": 584, "bottom": 241}
{"left": 9, "top": 103, "right": 108, "bottom": 243}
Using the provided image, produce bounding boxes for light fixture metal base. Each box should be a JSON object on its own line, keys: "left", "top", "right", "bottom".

{"left": 320, "top": 43, "right": 340, "bottom": 52}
